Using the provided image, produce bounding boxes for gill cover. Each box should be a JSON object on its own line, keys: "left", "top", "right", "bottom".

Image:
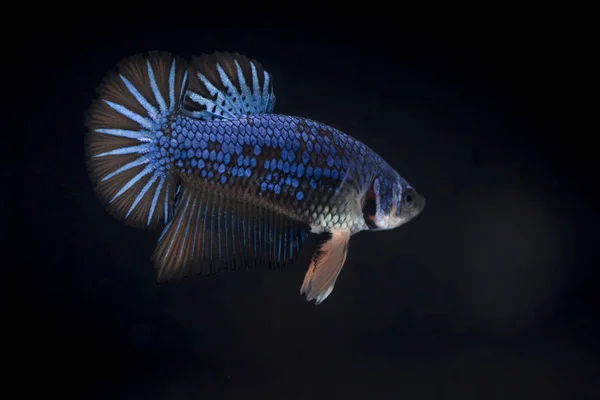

{"left": 361, "top": 174, "right": 423, "bottom": 231}
{"left": 362, "top": 176, "right": 390, "bottom": 230}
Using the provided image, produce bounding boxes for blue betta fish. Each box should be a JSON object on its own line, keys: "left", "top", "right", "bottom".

{"left": 85, "top": 51, "right": 425, "bottom": 304}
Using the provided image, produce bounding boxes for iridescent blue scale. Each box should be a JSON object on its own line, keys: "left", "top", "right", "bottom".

{"left": 85, "top": 50, "right": 424, "bottom": 305}
{"left": 159, "top": 113, "right": 367, "bottom": 227}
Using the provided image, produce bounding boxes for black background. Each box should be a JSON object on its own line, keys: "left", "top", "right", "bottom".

{"left": 17, "top": 13, "right": 598, "bottom": 399}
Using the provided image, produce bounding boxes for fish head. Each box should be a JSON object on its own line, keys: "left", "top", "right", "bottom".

{"left": 392, "top": 179, "right": 426, "bottom": 228}
{"left": 362, "top": 172, "right": 425, "bottom": 231}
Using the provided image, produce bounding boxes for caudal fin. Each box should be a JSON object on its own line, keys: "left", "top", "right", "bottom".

{"left": 85, "top": 52, "right": 188, "bottom": 229}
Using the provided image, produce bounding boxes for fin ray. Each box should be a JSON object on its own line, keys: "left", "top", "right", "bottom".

{"left": 183, "top": 51, "right": 276, "bottom": 121}
{"left": 104, "top": 100, "right": 154, "bottom": 129}
{"left": 127, "top": 172, "right": 159, "bottom": 218}
{"left": 301, "top": 230, "right": 351, "bottom": 304}
{"left": 85, "top": 51, "right": 188, "bottom": 229}
{"left": 153, "top": 180, "right": 309, "bottom": 283}
{"left": 120, "top": 74, "right": 159, "bottom": 119}
{"left": 147, "top": 60, "right": 168, "bottom": 112}
{"left": 95, "top": 128, "right": 153, "bottom": 140}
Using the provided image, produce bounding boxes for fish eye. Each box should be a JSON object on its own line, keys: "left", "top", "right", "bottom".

{"left": 403, "top": 190, "right": 415, "bottom": 208}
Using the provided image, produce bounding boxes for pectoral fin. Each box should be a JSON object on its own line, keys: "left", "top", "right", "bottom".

{"left": 300, "top": 230, "right": 351, "bottom": 305}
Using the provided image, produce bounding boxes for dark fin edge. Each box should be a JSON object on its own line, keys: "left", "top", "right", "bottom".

{"left": 84, "top": 51, "right": 188, "bottom": 229}
{"left": 152, "top": 179, "right": 309, "bottom": 283}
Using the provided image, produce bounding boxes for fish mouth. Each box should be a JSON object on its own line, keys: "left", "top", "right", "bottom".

{"left": 417, "top": 194, "right": 426, "bottom": 211}
{"left": 411, "top": 194, "right": 426, "bottom": 218}
{"left": 399, "top": 193, "right": 425, "bottom": 223}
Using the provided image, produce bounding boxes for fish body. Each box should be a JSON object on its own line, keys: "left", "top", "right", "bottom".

{"left": 85, "top": 51, "right": 425, "bottom": 304}
{"left": 164, "top": 113, "right": 399, "bottom": 234}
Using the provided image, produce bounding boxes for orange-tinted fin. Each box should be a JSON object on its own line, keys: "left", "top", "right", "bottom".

{"left": 300, "top": 230, "right": 351, "bottom": 305}
{"left": 152, "top": 179, "right": 309, "bottom": 283}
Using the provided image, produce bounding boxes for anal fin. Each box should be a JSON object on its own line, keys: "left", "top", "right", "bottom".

{"left": 300, "top": 230, "right": 351, "bottom": 305}
{"left": 152, "top": 182, "right": 308, "bottom": 283}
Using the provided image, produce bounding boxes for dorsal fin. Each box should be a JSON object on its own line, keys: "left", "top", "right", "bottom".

{"left": 182, "top": 51, "right": 276, "bottom": 121}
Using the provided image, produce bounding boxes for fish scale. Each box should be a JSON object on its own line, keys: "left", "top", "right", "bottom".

{"left": 85, "top": 50, "right": 425, "bottom": 304}
{"left": 160, "top": 113, "right": 370, "bottom": 232}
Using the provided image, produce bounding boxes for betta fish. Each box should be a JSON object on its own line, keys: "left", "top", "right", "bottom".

{"left": 85, "top": 51, "right": 425, "bottom": 304}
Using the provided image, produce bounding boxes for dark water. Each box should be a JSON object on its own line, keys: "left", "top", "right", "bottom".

{"left": 18, "top": 17, "right": 597, "bottom": 399}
